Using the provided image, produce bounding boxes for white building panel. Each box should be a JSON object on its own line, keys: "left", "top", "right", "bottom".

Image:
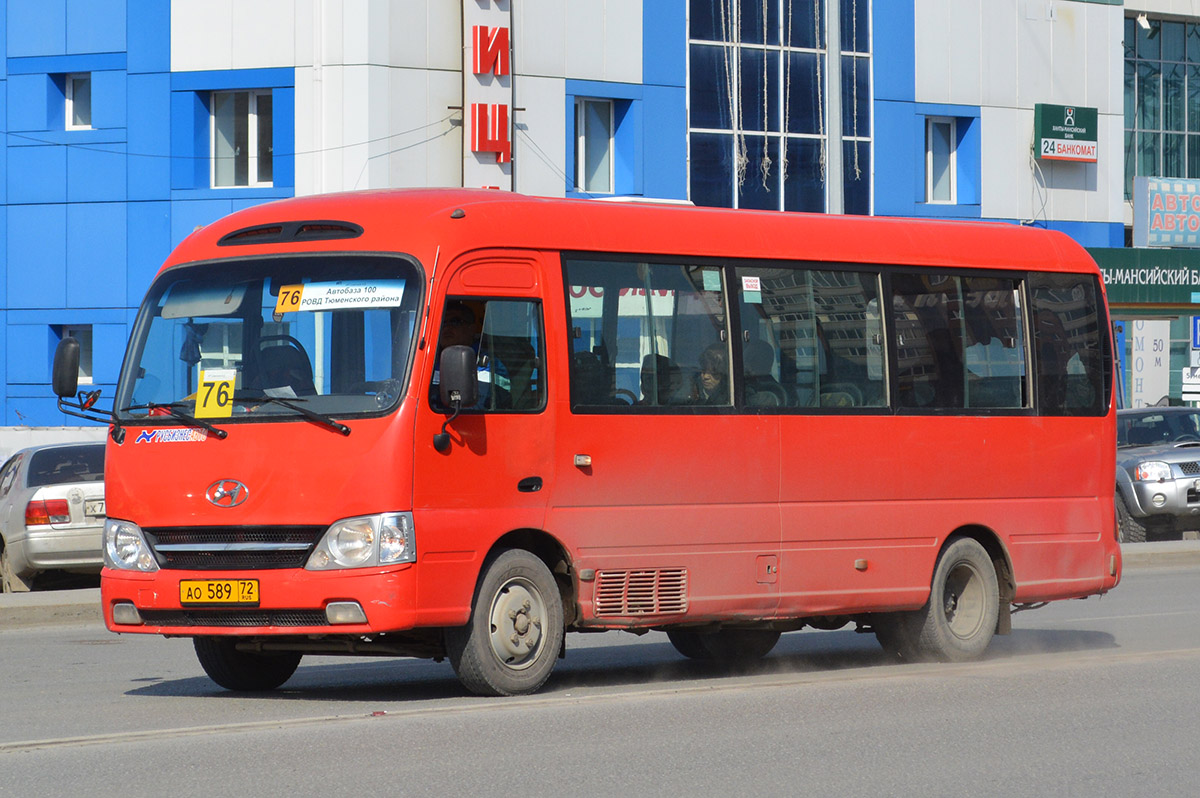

{"left": 513, "top": 76, "right": 566, "bottom": 198}
{"left": 913, "top": 0, "right": 951, "bottom": 104}
{"left": 947, "top": 0, "right": 982, "bottom": 106}
{"left": 388, "top": 0, "right": 461, "bottom": 71}
{"left": 341, "top": 0, "right": 371, "bottom": 65}
{"left": 980, "top": 2, "right": 1018, "bottom": 108}
{"left": 1092, "top": 114, "right": 1126, "bottom": 225}
{"left": 1016, "top": 10, "right": 1054, "bottom": 110}
{"left": 603, "top": 0, "right": 643, "bottom": 84}
{"left": 171, "top": 0, "right": 233, "bottom": 72}
{"left": 515, "top": 0, "right": 567, "bottom": 78}
{"left": 1049, "top": 2, "right": 1086, "bottom": 104}
{"left": 232, "top": 0, "right": 301, "bottom": 70}
{"left": 382, "top": 67, "right": 464, "bottom": 188}
{"left": 979, "top": 106, "right": 1024, "bottom": 220}
{"left": 565, "top": 0, "right": 606, "bottom": 80}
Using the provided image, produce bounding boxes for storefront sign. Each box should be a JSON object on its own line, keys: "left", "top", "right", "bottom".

{"left": 463, "top": 0, "right": 513, "bottom": 189}
{"left": 1132, "top": 177, "right": 1200, "bottom": 248}
{"left": 1033, "top": 104, "right": 1097, "bottom": 163}
{"left": 1129, "top": 319, "right": 1171, "bottom": 408}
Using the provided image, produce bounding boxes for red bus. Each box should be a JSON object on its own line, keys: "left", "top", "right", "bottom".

{"left": 53, "top": 190, "right": 1120, "bottom": 696}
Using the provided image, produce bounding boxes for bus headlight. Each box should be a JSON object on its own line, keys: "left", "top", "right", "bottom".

{"left": 307, "top": 512, "right": 416, "bottom": 570}
{"left": 1134, "top": 461, "right": 1172, "bottom": 482}
{"left": 103, "top": 519, "right": 159, "bottom": 572}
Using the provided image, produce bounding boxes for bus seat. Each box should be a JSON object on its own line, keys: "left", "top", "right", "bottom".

{"left": 259, "top": 342, "right": 316, "bottom": 397}
{"left": 819, "top": 382, "right": 863, "bottom": 408}
{"left": 744, "top": 340, "right": 787, "bottom": 407}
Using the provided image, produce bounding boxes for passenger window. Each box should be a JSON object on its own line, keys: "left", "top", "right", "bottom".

{"left": 962, "top": 277, "right": 1026, "bottom": 409}
{"left": 736, "top": 266, "right": 886, "bottom": 409}
{"left": 1029, "top": 274, "right": 1109, "bottom": 416}
{"left": 565, "top": 259, "right": 731, "bottom": 411}
{"left": 432, "top": 298, "right": 545, "bottom": 413}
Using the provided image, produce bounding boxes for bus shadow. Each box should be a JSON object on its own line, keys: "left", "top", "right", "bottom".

{"left": 125, "top": 625, "right": 1117, "bottom": 703}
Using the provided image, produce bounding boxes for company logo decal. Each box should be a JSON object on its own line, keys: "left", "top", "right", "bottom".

{"left": 206, "top": 479, "right": 249, "bottom": 508}
{"left": 135, "top": 429, "right": 209, "bottom": 444}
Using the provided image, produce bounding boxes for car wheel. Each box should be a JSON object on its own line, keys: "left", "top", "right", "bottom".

{"left": 0, "top": 544, "right": 34, "bottom": 593}
{"left": 1115, "top": 491, "right": 1149, "bottom": 544}
{"left": 193, "top": 637, "right": 302, "bottom": 691}
{"left": 445, "top": 549, "right": 565, "bottom": 696}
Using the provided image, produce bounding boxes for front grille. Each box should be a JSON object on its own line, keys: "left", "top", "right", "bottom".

{"left": 144, "top": 526, "right": 324, "bottom": 570}
{"left": 140, "top": 609, "right": 329, "bottom": 627}
{"left": 594, "top": 568, "right": 688, "bottom": 616}
{"left": 1180, "top": 462, "right": 1200, "bottom": 476}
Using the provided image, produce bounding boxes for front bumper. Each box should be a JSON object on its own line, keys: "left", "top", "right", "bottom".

{"left": 101, "top": 564, "right": 419, "bottom": 636}
{"left": 1127, "top": 477, "right": 1200, "bottom": 524}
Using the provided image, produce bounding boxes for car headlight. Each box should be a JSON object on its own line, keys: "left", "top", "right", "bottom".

{"left": 103, "top": 519, "right": 159, "bottom": 572}
{"left": 1134, "top": 461, "right": 1172, "bottom": 482}
{"left": 306, "top": 512, "right": 415, "bottom": 570}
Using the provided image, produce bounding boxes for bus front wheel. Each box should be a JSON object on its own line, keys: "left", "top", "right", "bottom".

{"left": 193, "top": 637, "right": 302, "bottom": 691}
{"left": 875, "top": 537, "right": 999, "bottom": 663}
{"left": 446, "top": 549, "right": 565, "bottom": 696}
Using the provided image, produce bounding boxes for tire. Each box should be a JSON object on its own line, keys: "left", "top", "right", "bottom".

{"left": 0, "top": 544, "right": 34, "bottom": 593}
{"left": 667, "top": 628, "right": 780, "bottom": 662}
{"left": 446, "top": 549, "right": 565, "bottom": 696}
{"left": 913, "top": 537, "right": 999, "bottom": 662}
{"left": 193, "top": 637, "right": 302, "bottom": 691}
{"left": 1115, "top": 491, "right": 1149, "bottom": 544}
{"left": 873, "top": 613, "right": 919, "bottom": 661}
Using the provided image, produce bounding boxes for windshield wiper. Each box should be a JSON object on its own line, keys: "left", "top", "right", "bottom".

{"left": 239, "top": 396, "right": 351, "bottom": 436}
{"left": 121, "top": 402, "right": 229, "bottom": 440}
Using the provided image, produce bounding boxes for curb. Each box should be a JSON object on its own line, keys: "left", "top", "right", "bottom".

{"left": 3, "top": 542, "right": 1200, "bottom": 630}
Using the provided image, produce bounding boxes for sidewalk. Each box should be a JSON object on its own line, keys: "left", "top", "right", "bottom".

{"left": 3, "top": 541, "right": 1200, "bottom": 630}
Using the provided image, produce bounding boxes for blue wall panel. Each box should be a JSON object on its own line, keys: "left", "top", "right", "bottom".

{"left": 7, "top": 205, "right": 67, "bottom": 308}
{"left": 6, "top": 73, "right": 57, "bottom": 131}
{"left": 272, "top": 87, "right": 295, "bottom": 189}
{"left": 169, "top": 89, "right": 209, "bottom": 190}
{"left": 873, "top": 0, "right": 915, "bottom": 104}
{"left": 93, "top": 321, "right": 126, "bottom": 387}
{"left": 126, "top": 201, "right": 171, "bottom": 304}
{"left": 0, "top": 82, "right": 6, "bottom": 205}
{"left": 171, "top": 199, "right": 234, "bottom": 248}
{"left": 67, "top": 202, "right": 127, "bottom": 308}
{"left": 7, "top": 144, "right": 67, "bottom": 203}
{"left": 643, "top": 0, "right": 686, "bottom": 88}
{"left": 93, "top": 69, "right": 128, "bottom": 129}
{"left": 126, "top": 74, "right": 170, "bottom": 201}
{"left": 66, "top": 0, "right": 126, "bottom": 54}
{"left": 7, "top": 0, "right": 67, "bottom": 58}
{"left": 642, "top": 85, "right": 687, "bottom": 200}
{"left": 5, "top": 324, "right": 56, "bottom": 384}
{"left": 67, "top": 141, "right": 127, "bottom": 202}
{"left": 126, "top": 0, "right": 169, "bottom": 74}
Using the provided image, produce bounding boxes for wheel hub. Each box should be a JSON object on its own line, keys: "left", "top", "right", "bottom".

{"left": 488, "top": 579, "right": 544, "bottom": 669}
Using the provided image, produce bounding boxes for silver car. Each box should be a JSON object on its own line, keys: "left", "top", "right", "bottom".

{"left": 0, "top": 442, "right": 105, "bottom": 592}
{"left": 1116, "top": 407, "right": 1200, "bottom": 542}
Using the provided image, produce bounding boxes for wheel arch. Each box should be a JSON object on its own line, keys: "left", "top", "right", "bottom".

{"left": 482, "top": 528, "right": 578, "bottom": 626}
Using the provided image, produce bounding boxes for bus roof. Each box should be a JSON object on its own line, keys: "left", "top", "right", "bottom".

{"left": 164, "top": 188, "right": 1098, "bottom": 276}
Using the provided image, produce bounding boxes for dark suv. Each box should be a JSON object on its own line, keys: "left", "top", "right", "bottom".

{"left": 1116, "top": 407, "right": 1200, "bottom": 542}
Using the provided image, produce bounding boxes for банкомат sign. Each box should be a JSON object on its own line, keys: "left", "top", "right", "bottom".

{"left": 1034, "top": 104, "right": 1098, "bottom": 163}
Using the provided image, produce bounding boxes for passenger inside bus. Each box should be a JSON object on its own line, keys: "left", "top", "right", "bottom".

{"left": 638, "top": 354, "right": 682, "bottom": 406}
{"left": 693, "top": 343, "right": 730, "bottom": 405}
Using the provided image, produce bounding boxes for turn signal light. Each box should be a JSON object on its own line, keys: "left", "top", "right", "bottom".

{"left": 26, "top": 499, "right": 71, "bottom": 526}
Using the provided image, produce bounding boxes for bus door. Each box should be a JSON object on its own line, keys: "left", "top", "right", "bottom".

{"left": 550, "top": 257, "right": 782, "bottom": 623}
{"left": 413, "top": 254, "right": 554, "bottom": 621}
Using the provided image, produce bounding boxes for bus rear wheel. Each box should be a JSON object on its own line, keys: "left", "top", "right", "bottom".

{"left": 193, "top": 637, "right": 302, "bottom": 691}
{"left": 446, "top": 549, "right": 565, "bottom": 696}
{"left": 667, "top": 628, "right": 780, "bottom": 662}
{"left": 876, "top": 537, "right": 999, "bottom": 662}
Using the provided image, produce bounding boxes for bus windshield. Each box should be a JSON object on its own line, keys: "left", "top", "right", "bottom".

{"left": 115, "top": 254, "right": 422, "bottom": 422}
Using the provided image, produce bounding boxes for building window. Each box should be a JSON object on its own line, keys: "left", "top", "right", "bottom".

{"left": 211, "top": 90, "right": 273, "bottom": 188}
{"left": 65, "top": 73, "right": 92, "bottom": 130}
{"left": 59, "top": 325, "right": 94, "bottom": 385}
{"left": 687, "top": 0, "right": 872, "bottom": 213}
{"left": 576, "top": 99, "right": 615, "bottom": 193}
{"left": 1124, "top": 15, "right": 1200, "bottom": 199}
{"left": 925, "top": 117, "right": 956, "bottom": 203}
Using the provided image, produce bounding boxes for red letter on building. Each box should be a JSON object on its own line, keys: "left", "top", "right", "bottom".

{"left": 473, "top": 26, "right": 510, "bottom": 76}
{"left": 471, "top": 103, "right": 511, "bottom": 163}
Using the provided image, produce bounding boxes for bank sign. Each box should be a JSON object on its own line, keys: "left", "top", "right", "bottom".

{"left": 1133, "top": 177, "right": 1200, "bottom": 248}
{"left": 1033, "top": 104, "right": 1097, "bottom": 163}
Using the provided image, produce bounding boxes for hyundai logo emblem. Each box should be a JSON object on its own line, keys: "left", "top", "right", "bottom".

{"left": 206, "top": 479, "right": 249, "bottom": 508}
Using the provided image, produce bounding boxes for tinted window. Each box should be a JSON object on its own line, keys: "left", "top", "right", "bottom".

{"left": 1029, "top": 274, "right": 1110, "bottom": 416}
{"left": 26, "top": 445, "right": 104, "bottom": 487}
{"left": 431, "top": 299, "right": 545, "bottom": 413}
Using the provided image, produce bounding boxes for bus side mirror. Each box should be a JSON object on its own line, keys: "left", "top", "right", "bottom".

{"left": 438, "top": 345, "right": 479, "bottom": 409}
{"left": 53, "top": 337, "right": 81, "bottom": 398}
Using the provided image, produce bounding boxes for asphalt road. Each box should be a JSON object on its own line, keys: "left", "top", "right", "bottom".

{"left": 2, "top": 545, "right": 1200, "bottom": 796}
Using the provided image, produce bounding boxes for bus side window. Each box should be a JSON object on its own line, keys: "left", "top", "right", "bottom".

{"left": 1029, "top": 274, "right": 1108, "bottom": 416}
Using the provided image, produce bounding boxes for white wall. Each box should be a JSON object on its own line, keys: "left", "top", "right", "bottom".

{"left": 914, "top": 0, "right": 1123, "bottom": 225}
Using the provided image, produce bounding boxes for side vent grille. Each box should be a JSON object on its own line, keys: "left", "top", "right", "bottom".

{"left": 594, "top": 569, "right": 688, "bottom": 617}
